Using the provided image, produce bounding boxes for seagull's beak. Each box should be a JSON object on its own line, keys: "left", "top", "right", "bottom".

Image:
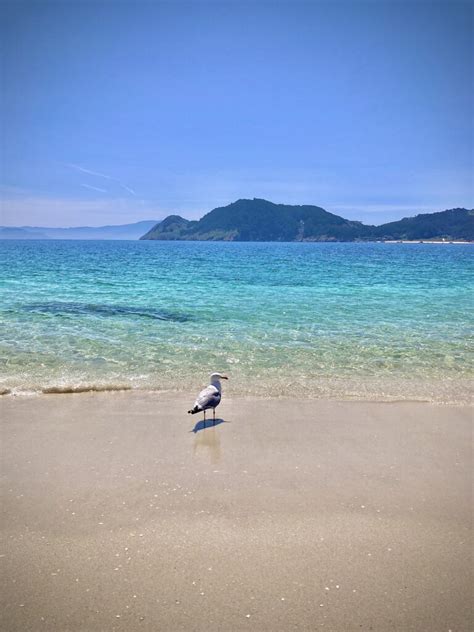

{"left": 222, "top": 375, "right": 229, "bottom": 380}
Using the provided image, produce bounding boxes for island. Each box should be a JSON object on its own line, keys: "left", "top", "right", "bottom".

{"left": 140, "top": 199, "right": 474, "bottom": 242}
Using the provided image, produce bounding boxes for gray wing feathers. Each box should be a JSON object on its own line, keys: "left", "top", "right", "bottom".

{"left": 195, "top": 385, "right": 221, "bottom": 410}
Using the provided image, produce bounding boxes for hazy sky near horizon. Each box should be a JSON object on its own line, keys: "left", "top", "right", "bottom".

{"left": 1, "top": 0, "right": 472, "bottom": 227}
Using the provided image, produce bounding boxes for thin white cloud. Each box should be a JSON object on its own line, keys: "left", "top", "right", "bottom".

{"left": 65, "top": 163, "right": 137, "bottom": 196}
{"left": 81, "top": 183, "right": 108, "bottom": 193}
{"left": 120, "top": 183, "right": 137, "bottom": 196}
{"left": 66, "top": 163, "right": 114, "bottom": 180}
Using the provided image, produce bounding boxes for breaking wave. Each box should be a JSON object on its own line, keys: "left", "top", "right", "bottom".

{"left": 41, "top": 384, "right": 133, "bottom": 394}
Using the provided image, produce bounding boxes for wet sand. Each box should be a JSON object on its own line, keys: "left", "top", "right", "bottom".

{"left": 1, "top": 393, "right": 472, "bottom": 631}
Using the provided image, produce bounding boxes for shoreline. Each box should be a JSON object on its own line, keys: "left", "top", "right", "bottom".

{"left": 1, "top": 393, "right": 472, "bottom": 631}
{"left": 1, "top": 376, "right": 472, "bottom": 405}
{"left": 1, "top": 238, "right": 473, "bottom": 243}
{"left": 1, "top": 389, "right": 472, "bottom": 407}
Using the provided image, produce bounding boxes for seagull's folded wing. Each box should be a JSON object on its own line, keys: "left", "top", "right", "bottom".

{"left": 195, "top": 385, "right": 221, "bottom": 410}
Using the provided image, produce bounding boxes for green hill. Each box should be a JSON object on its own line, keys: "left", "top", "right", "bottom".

{"left": 371, "top": 208, "right": 474, "bottom": 241}
{"left": 140, "top": 215, "right": 194, "bottom": 240}
{"left": 140, "top": 199, "right": 473, "bottom": 242}
{"left": 140, "top": 198, "right": 371, "bottom": 242}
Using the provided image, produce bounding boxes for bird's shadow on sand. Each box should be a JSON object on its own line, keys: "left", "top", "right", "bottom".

{"left": 190, "top": 418, "right": 228, "bottom": 434}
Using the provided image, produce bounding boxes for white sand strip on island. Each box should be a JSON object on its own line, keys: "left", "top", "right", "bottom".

{"left": 1, "top": 393, "right": 472, "bottom": 632}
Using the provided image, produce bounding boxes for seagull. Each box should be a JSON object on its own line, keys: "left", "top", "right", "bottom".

{"left": 188, "top": 372, "right": 228, "bottom": 423}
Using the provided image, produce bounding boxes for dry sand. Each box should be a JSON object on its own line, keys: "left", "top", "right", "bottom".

{"left": 1, "top": 393, "right": 472, "bottom": 631}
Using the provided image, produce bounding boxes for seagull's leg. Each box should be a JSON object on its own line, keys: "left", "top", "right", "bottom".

{"left": 203, "top": 410, "right": 206, "bottom": 428}
{"left": 213, "top": 408, "right": 216, "bottom": 422}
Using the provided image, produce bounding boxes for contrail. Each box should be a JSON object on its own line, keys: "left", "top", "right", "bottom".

{"left": 81, "top": 183, "right": 108, "bottom": 193}
{"left": 67, "top": 163, "right": 114, "bottom": 180}
{"left": 66, "top": 163, "right": 137, "bottom": 195}
{"left": 120, "top": 183, "right": 137, "bottom": 195}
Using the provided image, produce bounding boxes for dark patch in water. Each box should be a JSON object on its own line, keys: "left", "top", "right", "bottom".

{"left": 22, "top": 302, "right": 192, "bottom": 322}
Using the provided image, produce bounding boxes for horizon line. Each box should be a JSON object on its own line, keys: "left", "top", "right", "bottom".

{"left": 0, "top": 198, "right": 472, "bottom": 230}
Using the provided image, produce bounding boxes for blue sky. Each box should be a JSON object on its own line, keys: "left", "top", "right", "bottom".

{"left": 1, "top": 0, "right": 472, "bottom": 227}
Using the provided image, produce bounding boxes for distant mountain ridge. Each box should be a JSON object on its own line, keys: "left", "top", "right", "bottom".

{"left": 140, "top": 199, "right": 473, "bottom": 242}
{"left": 0, "top": 220, "right": 159, "bottom": 240}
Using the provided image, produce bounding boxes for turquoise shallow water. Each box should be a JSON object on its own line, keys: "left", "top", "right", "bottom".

{"left": 0, "top": 240, "right": 472, "bottom": 402}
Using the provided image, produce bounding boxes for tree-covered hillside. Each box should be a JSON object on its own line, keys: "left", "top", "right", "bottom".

{"left": 140, "top": 200, "right": 473, "bottom": 242}
{"left": 370, "top": 208, "right": 474, "bottom": 241}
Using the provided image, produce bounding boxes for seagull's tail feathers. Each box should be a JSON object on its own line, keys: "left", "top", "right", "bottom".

{"left": 188, "top": 405, "right": 200, "bottom": 415}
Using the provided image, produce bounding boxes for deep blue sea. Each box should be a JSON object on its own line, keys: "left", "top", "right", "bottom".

{"left": 1, "top": 240, "right": 472, "bottom": 403}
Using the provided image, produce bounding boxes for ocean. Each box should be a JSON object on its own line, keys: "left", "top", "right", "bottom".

{"left": 1, "top": 240, "right": 472, "bottom": 403}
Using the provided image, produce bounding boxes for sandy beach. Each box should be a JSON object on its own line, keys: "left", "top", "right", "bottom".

{"left": 1, "top": 393, "right": 472, "bottom": 631}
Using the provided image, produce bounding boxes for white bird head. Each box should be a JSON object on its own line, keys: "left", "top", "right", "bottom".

{"left": 210, "top": 372, "right": 228, "bottom": 383}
